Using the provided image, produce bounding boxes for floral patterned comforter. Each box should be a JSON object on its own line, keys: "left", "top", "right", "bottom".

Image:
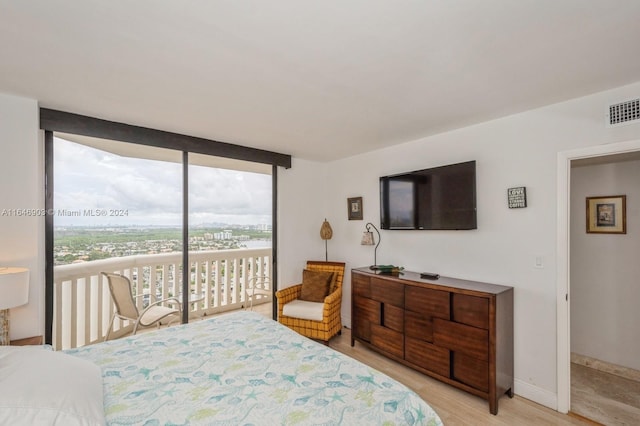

{"left": 66, "top": 311, "right": 443, "bottom": 425}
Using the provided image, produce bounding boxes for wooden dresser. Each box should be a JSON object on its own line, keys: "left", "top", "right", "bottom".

{"left": 351, "top": 267, "right": 513, "bottom": 414}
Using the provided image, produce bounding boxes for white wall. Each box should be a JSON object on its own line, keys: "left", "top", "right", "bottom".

{"left": 279, "top": 81, "right": 640, "bottom": 409}
{"left": 570, "top": 160, "right": 640, "bottom": 370}
{"left": 277, "top": 158, "right": 329, "bottom": 285}
{"left": 0, "top": 93, "right": 43, "bottom": 341}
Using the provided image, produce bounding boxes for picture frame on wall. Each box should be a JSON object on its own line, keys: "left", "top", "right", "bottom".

{"left": 347, "top": 197, "right": 363, "bottom": 220}
{"left": 586, "top": 195, "right": 626, "bottom": 234}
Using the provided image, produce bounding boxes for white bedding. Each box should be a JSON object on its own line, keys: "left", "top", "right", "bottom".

{"left": 65, "top": 311, "right": 443, "bottom": 425}
{"left": 0, "top": 345, "right": 105, "bottom": 426}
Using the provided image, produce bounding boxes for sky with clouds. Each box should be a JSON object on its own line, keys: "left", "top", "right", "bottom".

{"left": 54, "top": 138, "right": 272, "bottom": 227}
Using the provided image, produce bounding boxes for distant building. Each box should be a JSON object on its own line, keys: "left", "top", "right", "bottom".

{"left": 214, "top": 230, "right": 233, "bottom": 240}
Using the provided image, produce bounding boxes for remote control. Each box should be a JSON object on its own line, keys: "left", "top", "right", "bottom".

{"left": 420, "top": 272, "right": 439, "bottom": 280}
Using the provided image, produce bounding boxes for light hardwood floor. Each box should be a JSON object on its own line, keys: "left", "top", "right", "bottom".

{"left": 248, "top": 303, "right": 589, "bottom": 425}
{"left": 571, "top": 362, "right": 640, "bottom": 425}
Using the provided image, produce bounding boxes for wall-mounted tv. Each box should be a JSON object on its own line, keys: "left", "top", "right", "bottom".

{"left": 380, "top": 160, "right": 477, "bottom": 230}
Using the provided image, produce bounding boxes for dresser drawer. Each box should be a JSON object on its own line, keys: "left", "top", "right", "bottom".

{"left": 453, "top": 352, "right": 489, "bottom": 392}
{"left": 405, "top": 337, "right": 450, "bottom": 378}
{"left": 352, "top": 274, "right": 371, "bottom": 297}
{"left": 405, "top": 286, "right": 450, "bottom": 320}
{"left": 353, "top": 296, "right": 380, "bottom": 342}
{"left": 354, "top": 296, "right": 379, "bottom": 322}
{"left": 404, "top": 310, "right": 434, "bottom": 342}
{"left": 452, "top": 293, "right": 489, "bottom": 329}
{"left": 371, "top": 324, "right": 404, "bottom": 359}
{"left": 433, "top": 318, "right": 488, "bottom": 361}
{"left": 371, "top": 278, "right": 404, "bottom": 307}
{"left": 384, "top": 303, "right": 404, "bottom": 332}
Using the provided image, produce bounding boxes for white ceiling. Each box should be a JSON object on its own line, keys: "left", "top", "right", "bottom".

{"left": 1, "top": 1, "right": 639, "bottom": 162}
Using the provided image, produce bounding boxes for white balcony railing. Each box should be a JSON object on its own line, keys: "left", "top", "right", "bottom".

{"left": 53, "top": 248, "right": 272, "bottom": 350}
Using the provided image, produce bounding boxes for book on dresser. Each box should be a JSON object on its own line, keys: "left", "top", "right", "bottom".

{"left": 350, "top": 267, "right": 514, "bottom": 415}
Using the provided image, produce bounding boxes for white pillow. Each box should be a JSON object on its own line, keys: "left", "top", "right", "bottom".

{"left": 0, "top": 346, "right": 105, "bottom": 425}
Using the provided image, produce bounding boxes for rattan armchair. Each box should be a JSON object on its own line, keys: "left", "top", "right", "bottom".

{"left": 275, "top": 261, "right": 345, "bottom": 343}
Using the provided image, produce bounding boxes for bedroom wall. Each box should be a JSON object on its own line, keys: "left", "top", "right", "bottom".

{"left": 278, "top": 80, "right": 640, "bottom": 410}
{"left": 0, "top": 92, "right": 44, "bottom": 341}
{"left": 277, "top": 158, "right": 329, "bottom": 286}
{"left": 570, "top": 159, "right": 640, "bottom": 371}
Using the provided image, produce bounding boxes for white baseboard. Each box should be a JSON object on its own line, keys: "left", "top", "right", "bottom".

{"left": 514, "top": 379, "right": 558, "bottom": 411}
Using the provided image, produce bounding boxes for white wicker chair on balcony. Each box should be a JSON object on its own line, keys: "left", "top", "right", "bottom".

{"left": 101, "top": 272, "right": 182, "bottom": 341}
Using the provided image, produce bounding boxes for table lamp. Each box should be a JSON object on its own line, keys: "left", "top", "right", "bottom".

{"left": 360, "top": 222, "right": 381, "bottom": 269}
{"left": 0, "top": 267, "right": 30, "bottom": 345}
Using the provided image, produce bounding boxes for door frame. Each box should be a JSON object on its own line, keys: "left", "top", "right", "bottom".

{"left": 556, "top": 137, "right": 640, "bottom": 413}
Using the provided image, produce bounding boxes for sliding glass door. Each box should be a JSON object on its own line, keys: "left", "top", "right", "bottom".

{"left": 187, "top": 154, "right": 272, "bottom": 318}
{"left": 48, "top": 136, "right": 275, "bottom": 349}
{"left": 42, "top": 108, "right": 289, "bottom": 347}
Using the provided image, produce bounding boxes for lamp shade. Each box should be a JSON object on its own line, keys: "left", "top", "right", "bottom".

{"left": 320, "top": 219, "right": 333, "bottom": 261}
{"left": 0, "top": 267, "right": 30, "bottom": 309}
{"left": 320, "top": 219, "right": 333, "bottom": 240}
{"left": 361, "top": 231, "right": 375, "bottom": 245}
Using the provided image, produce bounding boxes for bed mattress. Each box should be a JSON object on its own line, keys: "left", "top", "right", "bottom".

{"left": 67, "top": 311, "right": 443, "bottom": 425}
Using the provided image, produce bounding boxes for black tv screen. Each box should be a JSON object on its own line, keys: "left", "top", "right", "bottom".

{"left": 380, "top": 160, "right": 477, "bottom": 230}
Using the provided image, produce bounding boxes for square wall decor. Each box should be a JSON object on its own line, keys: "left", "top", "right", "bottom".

{"left": 586, "top": 195, "right": 626, "bottom": 234}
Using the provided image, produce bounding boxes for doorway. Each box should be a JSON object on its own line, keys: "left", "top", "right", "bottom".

{"left": 556, "top": 138, "right": 640, "bottom": 419}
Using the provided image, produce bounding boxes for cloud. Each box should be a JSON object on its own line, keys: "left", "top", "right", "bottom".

{"left": 189, "top": 165, "right": 271, "bottom": 215}
{"left": 53, "top": 138, "right": 271, "bottom": 226}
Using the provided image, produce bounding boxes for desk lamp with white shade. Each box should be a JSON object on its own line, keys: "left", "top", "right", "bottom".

{"left": 360, "top": 222, "right": 381, "bottom": 269}
{"left": 0, "top": 267, "right": 30, "bottom": 345}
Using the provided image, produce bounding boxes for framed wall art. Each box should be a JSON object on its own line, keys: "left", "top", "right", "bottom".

{"left": 586, "top": 195, "right": 626, "bottom": 234}
{"left": 347, "top": 197, "right": 363, "bottom": 220}
{"left": 507, "top": 186, "right": 527, "bottom": 208}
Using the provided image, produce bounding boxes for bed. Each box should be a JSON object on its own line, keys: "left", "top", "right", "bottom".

{"left": 2, "top": 311, "right": 443, "bottom": 425}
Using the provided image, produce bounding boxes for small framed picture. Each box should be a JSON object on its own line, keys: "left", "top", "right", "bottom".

{"left": 586, "top": 195, "right": 626, "bottom": 234}
{"left": 347, "top": 197, "right": 363, "bottom": 220}
{"left": 507, "top": 186, "right": 527, "bottom": 208}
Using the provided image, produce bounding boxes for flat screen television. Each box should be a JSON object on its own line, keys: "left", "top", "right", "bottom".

{"left": 380, "top": 160, "right": 477, "bottom": 230}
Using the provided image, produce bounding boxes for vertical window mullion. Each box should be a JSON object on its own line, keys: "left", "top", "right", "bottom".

{"left": 45, "top": 130, "right": 54, "bottom": 345}
{"left": 182, "top": 151, "right": 189, "bottom": 323}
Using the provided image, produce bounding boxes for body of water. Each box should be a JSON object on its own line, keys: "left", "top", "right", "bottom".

{"left": 242, "top": 240, "right": 272, "bottom": 248}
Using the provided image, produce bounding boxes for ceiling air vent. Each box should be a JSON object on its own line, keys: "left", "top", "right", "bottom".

{"left": 606, "top": 98, "right": 640, "bottom": 127}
